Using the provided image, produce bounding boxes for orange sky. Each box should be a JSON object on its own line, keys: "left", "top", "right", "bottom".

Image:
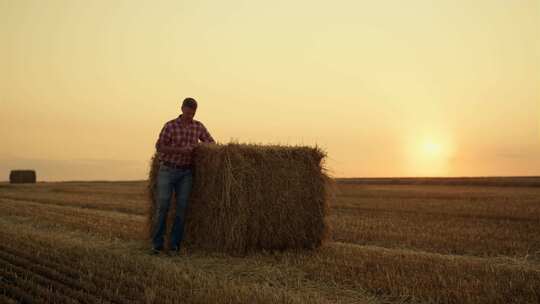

{"left": 1, "top": 0, "right": 539, "bottom": 181}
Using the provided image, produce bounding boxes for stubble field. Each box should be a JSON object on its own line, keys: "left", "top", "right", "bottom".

{"left": 0, "top": 178, "right": 539, "bottom": 304}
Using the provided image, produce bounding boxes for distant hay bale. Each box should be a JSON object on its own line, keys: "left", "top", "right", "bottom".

{"left": 147, "top": 143, "right": 332, "bottom": 254}
{"left": 9, "top": 170, "right": 37, "bottom": 184}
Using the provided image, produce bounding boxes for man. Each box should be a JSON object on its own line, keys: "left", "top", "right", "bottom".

{"left": 151, "top": 97, "right": 215, "bottom": 255}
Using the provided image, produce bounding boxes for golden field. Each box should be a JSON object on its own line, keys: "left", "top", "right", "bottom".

{"left": 0, "top": 178, "right": 539, "bottom": 304}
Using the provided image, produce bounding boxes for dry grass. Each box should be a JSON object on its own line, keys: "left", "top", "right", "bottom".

{"left": 337, "top": 177, "right": 540, "bottom": 187}
{"left": 147, "top": 143, "right": 332, "bottom": 254}
{"left": 0, "top": 179, "right": 539, "bottom": 303}
{"left": 0, "top": 181, "right": 145, "bottom": 215}
{"left": 331, "top": 184, "right": 540, "bottom": 258}
{"left": 0, "top": 219, "right": 350, "bottom": 304}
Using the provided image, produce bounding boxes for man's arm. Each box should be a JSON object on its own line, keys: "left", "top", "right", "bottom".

{"left": 198, "top": 123, "right": 216, "bottom": 144}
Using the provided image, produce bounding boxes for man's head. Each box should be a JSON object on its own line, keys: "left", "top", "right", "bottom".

{"left": 181, "top": 97, "right": 198, "bottom": 121}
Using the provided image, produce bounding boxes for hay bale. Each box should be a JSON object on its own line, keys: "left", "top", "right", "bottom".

{"left": 147, "top": 143, "right": 332, "bottom": 254}
{"left": 9, "top": 170, "right": 37, "bottom": 184}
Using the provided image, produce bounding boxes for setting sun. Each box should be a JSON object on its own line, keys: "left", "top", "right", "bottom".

{"left": 422, "top": 141, "right": 443, "bottom": 158}
{"left": 403, "top": 132, "right": 456, "bottom": 177}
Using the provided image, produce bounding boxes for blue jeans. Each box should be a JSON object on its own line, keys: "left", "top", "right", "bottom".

{"left": 151, "top": 164, "right": 193, "bottom": 250}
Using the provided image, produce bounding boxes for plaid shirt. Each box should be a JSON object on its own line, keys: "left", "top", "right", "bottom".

{"left": 155, "top": 115, "right": 215, "bottom": 166}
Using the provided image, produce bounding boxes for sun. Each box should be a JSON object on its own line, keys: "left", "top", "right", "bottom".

{"left": 422, "top": 141, "right": 443, "bottom": 158}
{"left": 403, "top": 129, "right": 456, "bottom": 176}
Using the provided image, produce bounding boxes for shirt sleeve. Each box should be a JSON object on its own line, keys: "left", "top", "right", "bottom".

{"left": 155, "top": 123, "right": 173, "bottom": 150}
{"left": 198, "top": 123, "right": 215, "bottom": 143}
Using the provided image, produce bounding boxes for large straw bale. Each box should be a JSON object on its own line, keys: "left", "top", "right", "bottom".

{"left": 9, "top": 170, "right": 37, "bottom": 184}
{"left": 147, "top": 143, "right": 332, "bottom": 254}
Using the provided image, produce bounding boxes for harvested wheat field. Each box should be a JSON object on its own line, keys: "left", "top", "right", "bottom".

{"left": 1, "top": 178, "right": 539, "bottom": 303}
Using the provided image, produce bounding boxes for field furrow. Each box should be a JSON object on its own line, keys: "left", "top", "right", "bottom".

{"left": 0, "top": 198, "right": 144, "bottom": 241}
{"left": 0, "top": 250, "right": 123, "bottom": 304}
{"left": 0, "top": 252, "right": 104, "bottom": 304}
{"left": 0, "top": 280, "right": 36, "bottom": 304}
{"left": 329, "top": 211, "right": 540, "bottom": 257}
{"left": 0, "top": 263, "right": 65, "bottom": 304}
{"left": 0, "top": 218, "right": 366, "bottom": 304}
{"left": 0, "top": 241, "right": 142, "bottom": 304}
{"left": 0, "top": 194, "right": 145, "bottom": 216}
{"left": 292, "top": 242, "right": 540, "bottom": 304}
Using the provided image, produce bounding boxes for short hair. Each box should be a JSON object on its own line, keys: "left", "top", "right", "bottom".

{"left": 182, "top": 97, "right": 198, "bottom": 109}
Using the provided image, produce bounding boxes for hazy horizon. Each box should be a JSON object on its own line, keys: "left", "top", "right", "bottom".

{"left": 2, "top": 155, "right": 540, "bottom": 182}
{"left": 2, "top": 0, "right": 539, "bottom": 181}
